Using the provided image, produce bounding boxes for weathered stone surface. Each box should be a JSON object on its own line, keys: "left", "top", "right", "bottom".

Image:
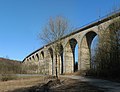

{"left": 23, "top": 13, "right": 120, "bottom": 75}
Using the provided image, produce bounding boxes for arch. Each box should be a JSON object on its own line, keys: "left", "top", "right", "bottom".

{"left": 40, "top": 51, "right": 44, "bottom": 60}
{"left": 32, "top": 55, "right": 35, "bottom": 61}
{"left": 80, "top": 31, "right": 97, "bottom": 71}
{"left": 27, "top": 58, "right": 29, "bottom": 61}
{"left": 48, "top": 47, "right": 54, "bottom": 75}
{"left": 64, "top": 38, "right": 78, "bottom": 73}
{"left": 75, "top": 44, "right": 78, "bottom": 72}
{"left": 39, "top": 51, "right": 44, "bottom": 74}
{"left": 48, "top": 48, "right": 53, "bottom": 58}
{"left": 29, "top": 57, "right": 31, "bottom": 61}
{"left": 91, "top": 35, "right": 99, "bottom": 69}
{"left": 59, "top": 44, "right": 64, "bottom": 74}
{"left": 36, "top": 53, "right": 39, "bottom": 61}
{"left": 69, "top": 38, "right": 78, "bottom": 72}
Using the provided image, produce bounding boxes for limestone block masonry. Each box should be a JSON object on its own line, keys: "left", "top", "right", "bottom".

{"left": 23, "top": 12, "right": 120, "bottom": 75}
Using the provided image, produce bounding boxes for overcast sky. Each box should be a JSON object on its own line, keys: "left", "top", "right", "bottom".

{"left": 0, "top": 0, "right": 120, "bottom": 61}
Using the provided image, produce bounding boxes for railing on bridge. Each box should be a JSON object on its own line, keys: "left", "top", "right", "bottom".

{"left": 75, "top": 8, "right": 120, "bottom": 31}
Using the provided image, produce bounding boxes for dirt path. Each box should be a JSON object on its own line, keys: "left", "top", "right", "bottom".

{"left": 60, "top": 75, "right": 120, "bottom": 92}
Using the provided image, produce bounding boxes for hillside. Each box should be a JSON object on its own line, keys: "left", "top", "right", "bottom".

{"left": 0, "top": 57, "right": 21, "bottom": 63}
{"left": 0, "top": 57, "right": 22, "bottom": 74}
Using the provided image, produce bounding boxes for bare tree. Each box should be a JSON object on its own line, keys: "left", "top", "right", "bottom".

{"left": 39, "top": 16, "right": 73, "bottom": 78}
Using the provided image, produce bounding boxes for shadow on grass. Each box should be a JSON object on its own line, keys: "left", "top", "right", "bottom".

{"left": 9, "top": 79, "right": 104, "bottom": 92}
{"left": 9, "top": 83, "right": 49, "bottom": 92}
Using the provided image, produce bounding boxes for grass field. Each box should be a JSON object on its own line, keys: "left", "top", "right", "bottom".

{"left": 0, "top": 75, "right": 103, "bottom": 92}
{"left": 0, "top": 76, "right": 44, "bottom": 92}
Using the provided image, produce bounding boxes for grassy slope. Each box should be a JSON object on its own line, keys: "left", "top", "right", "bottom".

{"left": 0, "top": 57, "right": 22, "bottom": 74}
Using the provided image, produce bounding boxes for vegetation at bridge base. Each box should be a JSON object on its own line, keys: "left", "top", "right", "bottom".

{"left": 88, "top": 14, "right": 120, "bottom": 79}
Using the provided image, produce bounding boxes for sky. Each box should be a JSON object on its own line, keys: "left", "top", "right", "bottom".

{"left": 0, "top": 0, "right": 120, "bottom": 61}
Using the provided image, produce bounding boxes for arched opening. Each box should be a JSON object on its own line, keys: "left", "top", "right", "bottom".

{"left": 40, "top": 51, "right": 44, "bottom": 74}
{"left": 41, "top": 51, "right": 44, "bottom": 60}
{"left": 80, "top": 31, "right": 97, "bottom": 71}
{"left": 27, "top": 58, "right": 29, "bottom": 61}
{"left": 69, "top": 38, "right": 78, "bottom": 72}
{"left": 75, "top": 44, "right": 78, "bottom": 72}
{"left": 36, "top": 53, "right": 39, "bottom": 61}
{"left": 32, "top": 55, "right": 35, "bottom": 61}
{"left": 29, "top": 57, "right": 31, "bottom": 61}
{"left": 91, "top": 35, "right": 99, "bottom": 69}
{"left": 64, "top": 38, "right": 78, "bottom": 73}
{"left": 59, "top": 44, "right": 64, "bottom": 74}
{"left": 48, "top": 48, "right": 54, "bottom": 75}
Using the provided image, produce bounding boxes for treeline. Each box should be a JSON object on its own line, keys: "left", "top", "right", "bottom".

{"left": 0, "top": 57, "right": 40, "bottom": 75}
{"left": 0, "top": 58, "right": 26, "bottom": 74}
{"left": 0, "top": 58, "right": 40, "bottom": 81}
{"left": 89, "top": 14, "right": 120, "bottom": 79}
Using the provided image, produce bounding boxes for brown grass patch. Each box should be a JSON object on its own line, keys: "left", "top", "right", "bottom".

{"left": 0, "top": 76, "right": 44, "bottom": 92}
{"left": 8, "top": 77, "right": 103, "bottom": 92}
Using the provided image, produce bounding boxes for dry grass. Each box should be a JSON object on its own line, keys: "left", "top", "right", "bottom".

{"left": 0, "top": 76, "right": 44, "bottom": 92}
{"left": 0, "top": 76, "right": 103, "bottom": 92}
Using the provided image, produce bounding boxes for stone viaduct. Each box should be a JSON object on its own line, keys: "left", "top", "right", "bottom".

{"left": 23, "top": 12, "right": 120, "bottom": 75}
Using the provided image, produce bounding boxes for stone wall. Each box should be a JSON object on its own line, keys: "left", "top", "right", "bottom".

{"left": 23, "top": 13, "right": 120, "bottom": 75}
